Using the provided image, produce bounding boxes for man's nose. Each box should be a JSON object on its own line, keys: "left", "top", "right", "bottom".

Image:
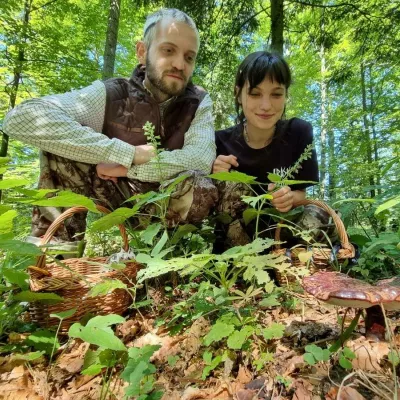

{"left": 171, "top": 54, "right": 185, "bottom": 71}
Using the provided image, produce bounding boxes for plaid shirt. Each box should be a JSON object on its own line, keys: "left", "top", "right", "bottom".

{"left": 3, "top": 80, "right": 216, "bottom": 182}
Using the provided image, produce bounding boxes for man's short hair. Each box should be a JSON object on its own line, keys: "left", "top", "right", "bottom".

{"left": 143, "top": 8, "right": 199, "bottom": 49}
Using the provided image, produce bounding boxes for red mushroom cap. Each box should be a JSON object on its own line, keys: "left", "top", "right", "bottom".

{"left": 302, "top": 272, "right": 400, "bottom": 310}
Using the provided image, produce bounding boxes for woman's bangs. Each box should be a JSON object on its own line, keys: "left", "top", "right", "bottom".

{"left": 247, "top": 55, "right": 289, "bottom": 90}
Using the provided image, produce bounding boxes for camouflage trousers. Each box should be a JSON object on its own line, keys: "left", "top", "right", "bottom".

{"left": 213, "top": 181, "right": 337, "bottom": 252}
{"left": 32, "top": 151, "right": 218, "bottom": 241}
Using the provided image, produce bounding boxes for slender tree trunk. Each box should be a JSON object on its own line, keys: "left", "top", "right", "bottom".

{"left": 102, "top": 0, "right": 121, "bottom": 80}
{"left": 368, "top": 65, "right": 381, "bottom": 196}
{"left": 360, "top": 61, "right": 375, "bottom": 198}
{"left": 270, "top": 0, "right": 284, "bottom": 55}
{"left": 0, "top": 0, "right": 31, "bottom": 201}
{"left": 319, "top": 42, "right": 327, "bottom": 200}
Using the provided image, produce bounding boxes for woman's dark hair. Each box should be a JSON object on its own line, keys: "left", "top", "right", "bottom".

{"left": 235, "top": 51, "right": 292, "bottom": 124}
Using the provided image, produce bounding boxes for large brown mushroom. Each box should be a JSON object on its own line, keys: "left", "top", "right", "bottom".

{"left": 302, "top": 271, "right": 400, "bottom": 341}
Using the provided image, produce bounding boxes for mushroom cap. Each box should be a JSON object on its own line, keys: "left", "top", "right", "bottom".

{"left": 302, "top": 272, "right": 400, "bottom": 310}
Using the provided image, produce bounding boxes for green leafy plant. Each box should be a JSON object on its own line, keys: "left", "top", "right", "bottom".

{"left": 338, "top": 347, "right": 356, "bottom": 370}
{"left": 303, "top": 344, "right": 331, "bottom": 366}
{"left": 121, "top": 345, "right": 163, "bottom": 400}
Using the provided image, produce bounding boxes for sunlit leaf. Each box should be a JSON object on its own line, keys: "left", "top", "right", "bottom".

{"left": 18, "top": 191, "right": 98, "bottom": 213}
{"left": 0, "top": 179, "right": 30, "bottom": 189}
{"left": 208, "top": 170, "right": 257, "bottom": 184}
{"left": 0, "top": 239, "right": 42, "bottom": 255}
{"left": 13, "top": 291, "right": 63, "bottom": 304}
{"left": 375, "top": 196, "right": 400, "bottom": 215}
{"left": 88, "top": 279, "right": 127, "bottom": 297}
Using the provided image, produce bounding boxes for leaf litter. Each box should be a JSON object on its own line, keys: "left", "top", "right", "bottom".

{"left": 0, "top": 290, "right": 399, "bottom": 399}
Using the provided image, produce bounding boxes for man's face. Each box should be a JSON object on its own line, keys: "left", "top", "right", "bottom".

{"left": 139, "top": 18, "right": 198, "bottom": 101}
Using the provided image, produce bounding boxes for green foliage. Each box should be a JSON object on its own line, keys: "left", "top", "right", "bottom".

{"left": 88, "top": 279, "right": 128, "bottom": 297}
{"left": 388, "top": 350, "right": 400, "bottom": 367}
{"left": 303, "top": 344, "right": 331, "bottom": 366}
{"left": 12, "top": 291, "right": 64, "bottom": 304}
{"left": 338, "top": 347, "right": 356, "bottom": 370}
{"left": 26, "top": 329, "right": 59, "bottom": 355}
{"left": 202, "top": 351, "right": 224, "bottom": 380}
{"left": 68, "top": 315, "right": 126, "bottom": 352}
{"left": 15, "top": 190, "right": 99, "bottom": 213}
{"left": 262, "top": 323, "right": 285, "bottom": 341}
{"left": 121, "top": 345, "right": 162, "bottom": 399}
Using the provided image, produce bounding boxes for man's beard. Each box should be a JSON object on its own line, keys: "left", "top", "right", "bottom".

{"left": 145, "top": 59, "right": 187, "bottom": 99}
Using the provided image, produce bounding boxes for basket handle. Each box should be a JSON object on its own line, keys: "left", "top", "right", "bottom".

{"left": 274, "top": 199, "right": 353, "bottom": 251}
{"left": 35, "top": 205, "right": 129, "bottom": 269}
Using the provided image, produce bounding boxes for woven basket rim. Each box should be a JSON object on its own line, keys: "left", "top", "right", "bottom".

{"left": 274, "top": 199, "right": 355, "bottom": 260}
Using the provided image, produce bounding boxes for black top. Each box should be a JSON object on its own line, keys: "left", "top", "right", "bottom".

{"left": 215, "top": 118, "right": 319, "bottom": 190}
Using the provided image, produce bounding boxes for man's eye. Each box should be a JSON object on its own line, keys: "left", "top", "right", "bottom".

{"left": 163, "top": 48, "right": 173, "bottom": 54}
{"left": 186, "top": 55, "right": 195, "bottom": 63}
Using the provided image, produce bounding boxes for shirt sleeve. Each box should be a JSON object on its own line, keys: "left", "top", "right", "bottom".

{"left": 126, "top": 93, "right": 216, "bottom": 182}
{"left": 2, "top": 80, "right": 136, "bottom": 168}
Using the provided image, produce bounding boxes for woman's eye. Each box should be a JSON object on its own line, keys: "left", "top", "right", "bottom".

{"left": 249, "top": 92, "right": 260, "bottom": 97}
{"left": 272, "top": 93, "right": 284, "bottom": 98}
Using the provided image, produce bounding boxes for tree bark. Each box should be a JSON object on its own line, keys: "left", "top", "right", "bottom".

{"left": 360, "top": 61, "right": 375, "bottom": 198}
{"left": 368, "top": 65, "right": 381, "bottom": 196}
{"left": 102, "top": 0, "right": 121, "bottom": 80}
{"left": 270, "top": 0, "right": 284, "bottom": 55}
{"left": 0, "top": 0, "right": 31, "bottom": 201}
{"left": 319, "top": 42, "right": 327, "bottom": 200}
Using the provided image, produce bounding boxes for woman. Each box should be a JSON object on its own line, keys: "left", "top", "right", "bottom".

{"left": 213, "top": 51, "right": 320, "bottom": 248}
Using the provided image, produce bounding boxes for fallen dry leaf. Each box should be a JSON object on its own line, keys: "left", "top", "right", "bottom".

{"left": 335, "top": 386, "right": 366, "bottom": 400}
{"left": 292, "top": 379, "right": 314, "bottom": 400}
{"left": 180, "top": 386, "right": 213, "bottom": 399}
{"left": 347, "top": 338, "right": 389, "bottom": 371}
{"left": 236, "top": 388, "right": 257, "bottom": 400}
{"left": 56, "top": 342, "right": 89, "bottom": 374}
{"left": 237, "top": 365, "right": 252, "bottom": 385}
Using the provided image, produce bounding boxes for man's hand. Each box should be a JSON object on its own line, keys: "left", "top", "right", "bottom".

{"left": 268, "top": 183, "right": 294, "bottom": 213}
{"left": 133, "top": 144, "right": 156, "bottom": 165}
{"left": 212, "top": 155, "right": 239, "bottom": 173}
{"left": 96, "top": 163, "right": 128, "bottom": 183}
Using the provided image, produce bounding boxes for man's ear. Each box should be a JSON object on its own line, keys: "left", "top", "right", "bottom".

{"left": 136, "top": 41, "right": 147, "bottom": 64}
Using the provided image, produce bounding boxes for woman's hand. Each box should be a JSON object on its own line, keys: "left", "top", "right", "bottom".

{"left": 268, "top": 184, "right": 306, "bottom": 212}
{"left": 212, "top": 155, "right": 239, "bottom": 173}
{"left": 96, "top": 163, "right": 128, "bottom": 183}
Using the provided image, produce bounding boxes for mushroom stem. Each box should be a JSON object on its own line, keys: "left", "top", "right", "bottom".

{"left": 365, "top": 305, "right": 386, "bottom": 341}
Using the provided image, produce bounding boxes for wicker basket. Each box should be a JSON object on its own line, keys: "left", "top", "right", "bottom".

{"left": 272, "top": 199, "right": 355, "bottom": 285}
{"left": 28, "top": 205, "right": 139, "bottom": 332}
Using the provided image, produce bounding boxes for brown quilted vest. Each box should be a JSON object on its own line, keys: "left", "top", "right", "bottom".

{"left": 102, "top": 65, "right": 207, "bottom": 150}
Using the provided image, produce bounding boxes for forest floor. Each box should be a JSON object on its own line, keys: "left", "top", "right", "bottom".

{"left": 0, "top": 287, "right": 398, "bottom": 400}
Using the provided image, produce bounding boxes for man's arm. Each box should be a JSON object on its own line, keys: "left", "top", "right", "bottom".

{"left": 2, "top": 81, "right": 136, "bottom": 168}
{"left": 126, "top": 94, "right": 216, "bottom": 182}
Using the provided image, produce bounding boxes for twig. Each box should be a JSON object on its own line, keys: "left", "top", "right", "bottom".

{"left": 337, "top": 371, "right": 357, "bottom": 399}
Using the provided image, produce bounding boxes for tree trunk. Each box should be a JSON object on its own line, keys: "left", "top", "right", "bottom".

{"left": 360, "top": 62, "right": 375, "bottom": 198}
{"left": 368, "top": 65, "right": 381, "bottom": 196}
{"left": 319, "top": 42, "right": 327, "bottom": 200}
{"left": 102, "top": 0, "right": 121, "bottom": 80}
{"left": 0, "top": 0, "right": 31, "bottom": 201}
{"left": 270, "top": 0, "right": 284, "bottom": 55}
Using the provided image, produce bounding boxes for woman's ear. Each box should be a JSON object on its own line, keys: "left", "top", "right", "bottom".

{"left": 235, "top": 86, "right": 242, "bottom": 104}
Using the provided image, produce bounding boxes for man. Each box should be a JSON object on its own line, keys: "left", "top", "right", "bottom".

{"left": 3, "top": 8, "right": 217, "bottom": 243}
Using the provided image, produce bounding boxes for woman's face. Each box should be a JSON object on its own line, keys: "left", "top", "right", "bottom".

{"left": 238, "top": 77, "right": 286, "bottom": 133}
